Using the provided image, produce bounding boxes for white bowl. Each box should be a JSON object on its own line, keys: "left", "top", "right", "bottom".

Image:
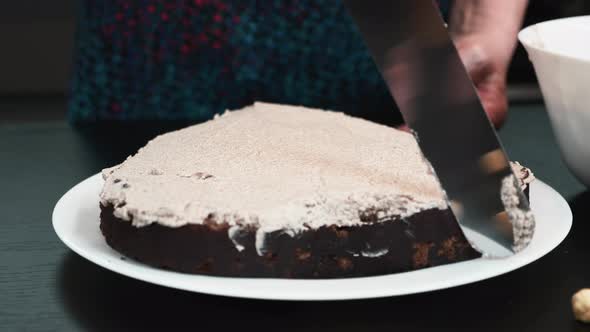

{"left": 519, "top": 16, "right": 590, "bottom": 186}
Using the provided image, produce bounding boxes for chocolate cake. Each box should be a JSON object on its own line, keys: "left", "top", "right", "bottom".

{"left": 99, "top": 102, "right": 534, "bottom": 278}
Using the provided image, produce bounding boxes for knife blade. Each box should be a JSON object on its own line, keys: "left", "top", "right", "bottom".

{"left": 343, "top": 0, "right": 535, "bottom": 257}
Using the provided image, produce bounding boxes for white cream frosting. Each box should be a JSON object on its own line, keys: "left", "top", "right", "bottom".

{"left": 501, "top": 175, "right": 536, "bottom": 253}
{"left": 99, "top": 102, "right": 532, "bottom": 255}
{"left": 100, "top": 102, "right": 448, "bottom": 229}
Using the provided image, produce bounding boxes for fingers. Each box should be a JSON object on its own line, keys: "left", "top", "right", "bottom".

{"left": 456, "top": 43, "right": 508, "bottom": 129}
{"left": 478, "top": 78, "right": 508, "bottom": 128}
{"left": 396, "top": 124, "right": 411, "bottom": 133}
{"left": 458, "top": 44, "right": 489, "bottom": 84}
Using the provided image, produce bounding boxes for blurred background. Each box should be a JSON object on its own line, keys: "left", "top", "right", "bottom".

{"left": 1, "top": 0, "right": 589, "bottom": 123}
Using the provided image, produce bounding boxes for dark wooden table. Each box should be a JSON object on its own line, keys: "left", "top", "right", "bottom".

{"left": 2, "top": 104, "right": 590, "bottom": 331}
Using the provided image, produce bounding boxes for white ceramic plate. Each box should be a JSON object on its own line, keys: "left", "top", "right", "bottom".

{"left": 53, "top": 174, "right": 572, "bottom": 301}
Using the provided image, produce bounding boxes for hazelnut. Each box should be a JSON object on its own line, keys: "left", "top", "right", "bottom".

{"left": 572, "top": 289, "right": 590, "bottom": 322}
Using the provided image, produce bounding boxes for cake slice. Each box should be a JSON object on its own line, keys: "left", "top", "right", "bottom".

{"left": 99, "top": 102, "right": 534, "bottom": 278}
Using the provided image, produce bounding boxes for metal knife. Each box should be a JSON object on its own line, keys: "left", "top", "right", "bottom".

{"left": 343, "top": 0, "right": 535, "bottom": 257}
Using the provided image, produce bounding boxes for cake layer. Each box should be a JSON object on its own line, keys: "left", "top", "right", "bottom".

{"left": 100, "top": 203, "right": 481, "bottom": 278}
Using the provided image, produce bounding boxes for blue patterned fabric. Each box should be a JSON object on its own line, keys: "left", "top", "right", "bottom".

{"left": 69, "top": 1, "right": 448, "bottom": 124}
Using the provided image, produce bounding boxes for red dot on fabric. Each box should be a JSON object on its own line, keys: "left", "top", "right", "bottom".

{"left": 147, "top": 5, "right": 156, "bottom": 13}
{"left": 180, "top": 44, "right": 190, "bottom": 54}
{"left": 212, "top": 41, "right": 221, "bottom": 49}
{"left": 111, "top": 102, "right": 122, "bottom": 113}
{"left": 102, "top": 25, "right": 114, "bottom": 35}
{"left": 194, "top": 0, "right": 204, "bottom": 5}
{"left": 217, "top": 2, "right": 228, "bottom": 10}
{"left": 115, "top": 12, "right": 124, "bottom": 21}
{"left": 214, "top": 14, "right": 222, "bottom": 22}
{"left": 161, "top": 12, "right": 169, "bottom": 21}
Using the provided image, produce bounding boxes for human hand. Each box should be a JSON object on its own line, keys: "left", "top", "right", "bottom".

{"left": 395, "top": 35, "right": 510, "bottom": 133}
{"left": 447, "top": 0, "right": 529, "bottom": 129}
{"left": 453, "top": 35, "right": 510, "bottom": 129}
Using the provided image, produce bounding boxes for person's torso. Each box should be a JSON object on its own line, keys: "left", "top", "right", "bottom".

{"left": 69, "top": 0, "right": 449, "bottom": 124}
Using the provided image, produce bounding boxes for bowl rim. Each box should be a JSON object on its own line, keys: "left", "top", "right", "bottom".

{"left": 518, "top": 15, "right": 590, "bottom": 64}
